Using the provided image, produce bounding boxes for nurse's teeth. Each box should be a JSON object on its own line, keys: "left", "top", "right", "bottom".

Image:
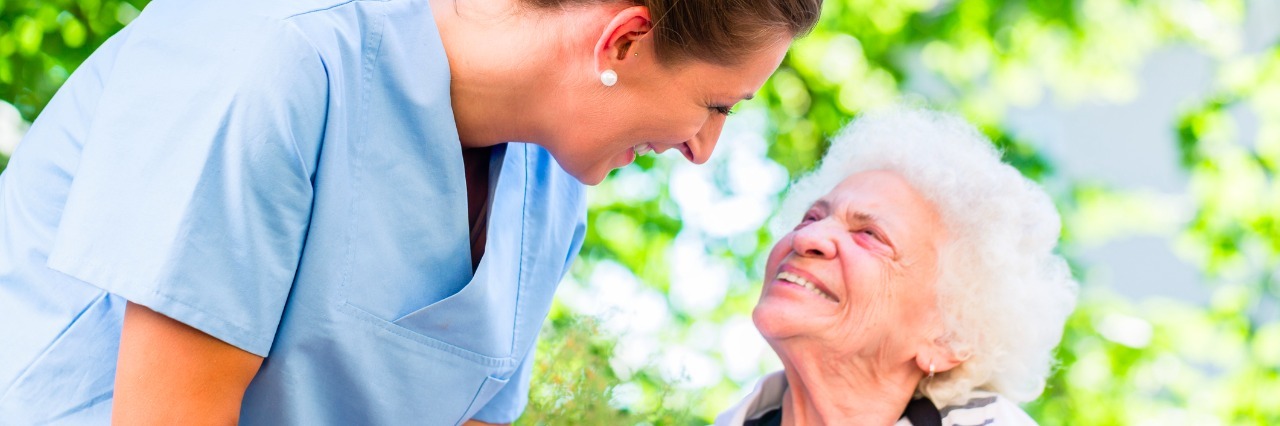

{"left": 634, "top": 144, "right": 653, "bottom": 156}
{"left": 776, "top": 271, "right": 836, "bottom": 302}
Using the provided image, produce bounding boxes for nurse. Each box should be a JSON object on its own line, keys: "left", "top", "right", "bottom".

{"left": 0, "top": 0, "right": 820, "bottom": 424}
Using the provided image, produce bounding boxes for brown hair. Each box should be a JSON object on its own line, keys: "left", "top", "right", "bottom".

{"left": 525, "top": 0, "right": 823, "bottom": 66}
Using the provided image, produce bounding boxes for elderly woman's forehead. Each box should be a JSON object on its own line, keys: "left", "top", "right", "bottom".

{"left": 826, "top": 170, "right": 917, "bottom": 200}
{"left": 819, "top": 170, "right": 942, "bottom": 223}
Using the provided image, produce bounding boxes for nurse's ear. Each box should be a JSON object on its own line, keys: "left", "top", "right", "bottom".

{"left": 592, "top": 6, "right": 653, "bottom": 83}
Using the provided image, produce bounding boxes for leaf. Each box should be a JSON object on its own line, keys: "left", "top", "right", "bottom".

{"left": 61, "top": 19, "right": 86, "bottom": 48}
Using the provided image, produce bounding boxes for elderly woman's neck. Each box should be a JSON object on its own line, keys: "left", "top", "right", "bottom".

{"left": 776, "top": 350, "right": 923, "bottom": 426}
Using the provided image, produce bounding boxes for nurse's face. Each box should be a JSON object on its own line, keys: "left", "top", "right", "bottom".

{"left": 554, "top": 33, "right": 793, "bottom": 185}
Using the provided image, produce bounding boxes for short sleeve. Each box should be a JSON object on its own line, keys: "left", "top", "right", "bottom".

{"left": 45, "top": 11, "right": 327, "bottom": 357}
{"left": 471, "top": 347, "right": 537, "bottom": 424}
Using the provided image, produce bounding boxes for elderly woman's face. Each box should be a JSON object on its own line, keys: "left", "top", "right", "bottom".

{"left": 754, "top": 170, "right": 947, "bottom": 359}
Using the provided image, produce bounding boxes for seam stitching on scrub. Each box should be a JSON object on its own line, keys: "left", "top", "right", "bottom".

{"left": 49, "top": 260, "right": 275, "bottom": 355}
{"left": 511, "top": 144, "right": 531, "bottom": 356}
{"left": 281, "top": 0, "right": 376, "bottom": 21}
{"left": 280, "top": 20, "right": 328, "bottom": 180}
{"left": 141, "top": 289, "right": 274, "bottom": 356}
{"left": 337, "top": 0, "right": 387, "bottom": 300}
{"left": 338, "top": 302, "right": 508, "bottom": 366}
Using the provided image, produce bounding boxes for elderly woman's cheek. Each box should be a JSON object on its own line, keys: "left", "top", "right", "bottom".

{"left": 763, "top": 235, "right": 794, "bottom": 276}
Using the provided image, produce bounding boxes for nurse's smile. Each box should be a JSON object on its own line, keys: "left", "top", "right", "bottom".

{"left": 615, "top": 145, "right": 639, "bottom": 168}
{"left": 618, "top": 141, "right": 698, "bottom": 168}
{"left": 649, "top": 142, "right": 697, "bottom": 162}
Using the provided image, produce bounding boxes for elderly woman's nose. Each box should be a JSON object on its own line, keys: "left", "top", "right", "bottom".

{"left": 791, "top": 222, "right": 838, "bottom": 258}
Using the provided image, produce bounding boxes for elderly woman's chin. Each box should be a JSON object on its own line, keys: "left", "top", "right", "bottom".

{"left": 750, "top": 288, "right": 853, "bottom": 349}
{"left": 751, "top": 298, "right": 792, "bottom": 339}
{"left": 751, "top": 284, "right": 828, "bottom": 342}
{"left": 715, "top": 108, "right": 1077, "bottom": 426}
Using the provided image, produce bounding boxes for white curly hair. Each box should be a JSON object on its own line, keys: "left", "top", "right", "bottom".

{"left": 770, "top": 107, "right": 1079, "bottom": 405}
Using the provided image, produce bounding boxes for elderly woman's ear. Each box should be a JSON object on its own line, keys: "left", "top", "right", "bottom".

{"left": 914, "top": 337, "right": 965, "bottom": 376}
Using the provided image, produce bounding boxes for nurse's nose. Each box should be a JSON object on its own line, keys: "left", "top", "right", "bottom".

{"left": 683, "top": 113, "right": 726, "bottom": 165}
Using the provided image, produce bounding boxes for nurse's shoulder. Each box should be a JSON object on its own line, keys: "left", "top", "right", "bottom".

{"left": 58, "top": 2, "right": 344, "bottom": 424}
{"left": 27, "top": 0, "right": 347, "bottom": 410}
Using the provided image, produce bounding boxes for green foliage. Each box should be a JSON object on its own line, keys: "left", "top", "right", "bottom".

{"left": 1028, "top": 288, "right": 1280, "bottom": 425}
{"left": 520, "top": 308, "right": 697, "bottom": 425}
{"left": 0, "top": 0, "right": 146, "bottom": 121}
{"left": 1175, "top": 45, "right": 1280, "bottom": 279}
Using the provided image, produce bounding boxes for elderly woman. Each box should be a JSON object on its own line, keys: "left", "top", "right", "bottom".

{"left": 717, "top": 109, "right": 1078, "bottom": 425}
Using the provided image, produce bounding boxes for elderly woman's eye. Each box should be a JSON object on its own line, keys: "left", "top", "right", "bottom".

{"left": 795, "top": 212, "right": 820, "bottom": 229}
{"left": 857, "top": 229, "right": 883, "bottom": 242}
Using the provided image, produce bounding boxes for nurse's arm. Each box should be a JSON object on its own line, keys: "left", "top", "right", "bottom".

{"left": 112, "top": 302, "right": 263, "bottom": 425}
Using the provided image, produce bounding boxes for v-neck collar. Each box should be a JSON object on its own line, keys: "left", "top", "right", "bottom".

{"left": 467, "top": 144, "right": 508, "bottom": 272}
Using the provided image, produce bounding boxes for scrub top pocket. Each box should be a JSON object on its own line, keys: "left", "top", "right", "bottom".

{"left": 340, "top": 143, "right": 527, "bottom": 360}
{"left": 461, "top": 375, "right": 512, "bottom": 423}
{"left": 250, "top": 301, "right": 519, "bottom": 425}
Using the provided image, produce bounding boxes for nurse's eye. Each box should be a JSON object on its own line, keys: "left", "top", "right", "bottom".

{"left": 711, "top": 105, "right": 734, "bottom": 116}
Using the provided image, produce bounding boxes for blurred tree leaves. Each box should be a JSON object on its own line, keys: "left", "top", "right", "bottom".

{"left": 519, "top": 307, "right": 698, "bottom": 425}
{"left": 0, "top": 0, "right": 144, "bottom": 121}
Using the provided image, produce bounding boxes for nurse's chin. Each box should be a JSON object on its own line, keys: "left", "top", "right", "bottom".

{"left": 550, "top": 150, "right": 628, "bottom": 186}
{"left": 564, "top": 162, "right": 615, "bottom": 186}
{"left": 557, "top": 165, "right": 605, "bottom": 186}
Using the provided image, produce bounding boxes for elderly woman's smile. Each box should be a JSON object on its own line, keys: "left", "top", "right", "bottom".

{"left": 773, "top": 268, "right": 837, "bottom": 302}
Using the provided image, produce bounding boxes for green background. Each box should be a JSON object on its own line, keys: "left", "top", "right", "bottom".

{"left": 2, "top": 0, "right": 1277, "bottom": 424}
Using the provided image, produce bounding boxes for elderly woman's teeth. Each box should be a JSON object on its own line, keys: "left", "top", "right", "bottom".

{"left": 633, "top": 143, "right": 653, "bottom": 156}
{"left": 777, "top": 271, "right": 835, "bottom": 302}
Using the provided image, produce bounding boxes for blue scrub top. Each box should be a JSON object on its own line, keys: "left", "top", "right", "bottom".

{"left": 0, "top": 0, "right": 587, "bottom": 423}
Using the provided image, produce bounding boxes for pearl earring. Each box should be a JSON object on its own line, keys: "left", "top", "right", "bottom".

{"left": 928, "top": 363, "right": 936, "bottom": 379}
{"left": 600, "top": 69, "right": 618, "bottom": 87}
